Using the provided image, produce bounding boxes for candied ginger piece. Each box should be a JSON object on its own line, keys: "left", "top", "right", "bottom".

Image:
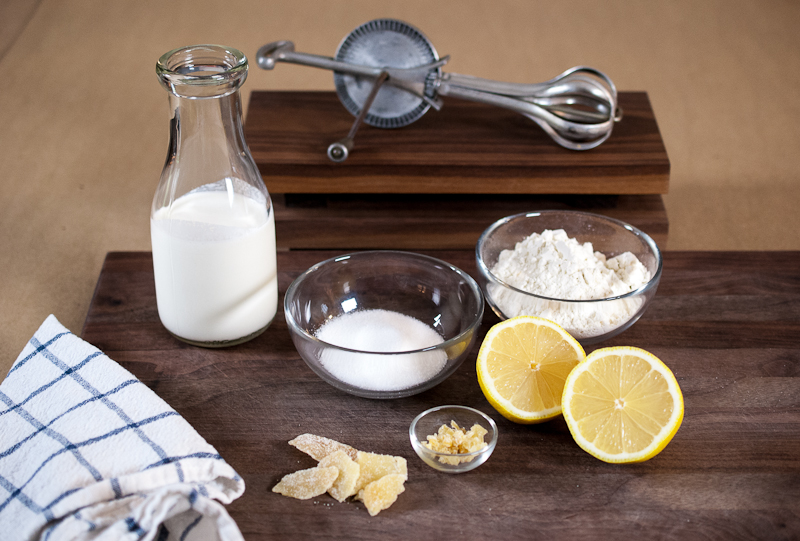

{"left": 355, "top": 474, "right": 406, "bottom": 516}
{"left": 428, "top": 421, "right": 463, "bottom": 453}
{"left": 354, "top": 451, "right": 408, "bottom": 493}
{"left": 319, "top": 450, "right": 361, "bottom": 502}
{"left": 423, "top": 421, "right": 489, "bottom": 465}
{"left": 272, "top": 466, "right": 339, "bottom": 500}
{"left": 289, "top": 433, "right": 358, "bottom": 461}
{"left": 463, "top": 423, "right": 489, "bottom": 453}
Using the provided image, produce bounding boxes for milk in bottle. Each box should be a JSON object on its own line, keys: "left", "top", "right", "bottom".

{"left": 151, "top": 181, "right": 277, "bottom": 343}
{"left": 152, "top": 45, "right": 277, "bottom": 346}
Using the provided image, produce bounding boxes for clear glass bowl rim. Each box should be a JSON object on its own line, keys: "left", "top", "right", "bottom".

{"left": 284, "top": 250, "right": 485, "bottom": 355}
{"left": 409, "top": 405, "right": 499, "bottom": 460}
{"left": 475, "top": 210, "right": 663, "bottom": 304}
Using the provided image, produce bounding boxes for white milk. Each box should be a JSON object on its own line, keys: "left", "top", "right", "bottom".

{"left": 151, "top": 184, "right": 278, "bottom": 344}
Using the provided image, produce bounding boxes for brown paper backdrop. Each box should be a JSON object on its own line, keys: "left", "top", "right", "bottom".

{"left": 1, "top": 0, "right": 799, "bottom": 377}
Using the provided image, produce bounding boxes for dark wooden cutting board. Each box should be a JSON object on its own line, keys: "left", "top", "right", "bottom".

{"left": 82, "top": 251, "right": 800, "bottom": 539}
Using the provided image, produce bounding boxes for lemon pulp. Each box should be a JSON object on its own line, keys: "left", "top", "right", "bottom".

{"left": 477, "top": 317, "right": 585, "bottom": 423}
{"left": 562, "top": 346, "right": 684, "bottom": 463}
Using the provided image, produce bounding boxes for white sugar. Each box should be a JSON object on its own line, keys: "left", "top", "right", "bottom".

{"left": 315, "top": 309, "right": 447, "bottom": 391}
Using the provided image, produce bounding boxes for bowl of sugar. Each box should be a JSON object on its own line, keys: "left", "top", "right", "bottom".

{"left": 284, "top": 251, "right": 485, "bottom": 399}
{"left": 476, "top": 211, "right": 662, "bottom": 345}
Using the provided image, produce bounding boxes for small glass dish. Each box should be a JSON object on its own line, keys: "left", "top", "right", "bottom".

{"left": 475, "top": 210, "right": 662, "bottom": 345}
{"left": 409, "top": 405, "right": 498, "bottom": 473}
{"left": 284, "top": 251, "right": 484, "bottom": 399}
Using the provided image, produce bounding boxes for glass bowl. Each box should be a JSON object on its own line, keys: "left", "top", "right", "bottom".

{"left": 475, "top": 210, "right": 662, "bottom": 345}
{"left": 409, "top": 405, "right": 498, "bottom": 473}
{"left": 284, "top": 251, "right": 484, "bottom": 399}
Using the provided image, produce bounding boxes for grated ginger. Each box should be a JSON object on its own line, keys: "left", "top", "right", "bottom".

{"left": 423, "top": 421, "right": 488, "bottom": 465}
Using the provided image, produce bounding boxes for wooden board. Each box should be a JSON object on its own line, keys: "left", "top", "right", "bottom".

{"left": 273, "top": 193, "right": 668, "bottom": 249}
{"left": 82, "top": 251, "right": 800, "bottom": 539}
{"left": 244, "top": 91, "right": 670, "bottom": 194}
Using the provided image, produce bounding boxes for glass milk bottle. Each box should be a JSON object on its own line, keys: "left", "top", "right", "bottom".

{"left": 151, "top": 45, "right": 277, "bottom": 347}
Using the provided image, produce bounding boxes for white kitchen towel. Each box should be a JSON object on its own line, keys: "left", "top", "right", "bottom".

{"left": 0, "top": 315, "right": 245, "bottom": 541}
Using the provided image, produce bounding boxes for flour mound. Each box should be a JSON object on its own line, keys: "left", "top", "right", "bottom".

{"left": 489, "top": 229, "right": 651, "bottom": 339}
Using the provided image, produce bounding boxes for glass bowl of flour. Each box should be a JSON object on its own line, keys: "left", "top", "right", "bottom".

{"left": 476, "top": 211, "right": 662, "bottom": 345}
{"left": 284, "top": 251, "right": 485, "bottom": 399}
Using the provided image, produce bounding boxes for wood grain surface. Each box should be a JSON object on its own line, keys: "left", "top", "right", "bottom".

{"left": 81, "top": 251, "right": 800, "bottom": 539}
{"left": 273, "top": 193, "right": 669, "bottom": 249}
{"left": 244, "top": 91, "right": 670, "bottom": 194}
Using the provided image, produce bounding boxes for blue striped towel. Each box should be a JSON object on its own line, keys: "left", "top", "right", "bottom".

{"left": 0, "top": 315, "right": 245, "bottom": 541}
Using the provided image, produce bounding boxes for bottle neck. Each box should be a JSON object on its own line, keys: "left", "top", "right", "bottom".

{"left": 153, "top": 44, "right": 267, "bottom": 215}
{"left": 165, "top": 91, "right": 247, "bottom": 184}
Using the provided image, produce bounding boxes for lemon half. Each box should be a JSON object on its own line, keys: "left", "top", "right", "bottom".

{"left": 562, "top": 346, "right": 684, "bottom": 463}
{"left": 477, "top": 317, "right": 586, "bottom": 424}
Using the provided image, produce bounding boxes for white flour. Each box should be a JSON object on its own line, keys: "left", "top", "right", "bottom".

{"left": 489, "top": 229, "right": 651, "bottom": 339}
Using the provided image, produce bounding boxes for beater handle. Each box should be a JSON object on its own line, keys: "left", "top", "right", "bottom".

{"left": 257, "top": 41, "right": 381, "bottom": 78}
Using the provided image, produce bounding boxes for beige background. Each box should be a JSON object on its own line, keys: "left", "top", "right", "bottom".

{"left": 1, "top": 0, "right": 799, "bottom": 379}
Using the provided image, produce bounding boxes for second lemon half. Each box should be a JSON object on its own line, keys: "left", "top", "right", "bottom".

{"left": 477, "top": 317, "right": 586, "bottom": 423}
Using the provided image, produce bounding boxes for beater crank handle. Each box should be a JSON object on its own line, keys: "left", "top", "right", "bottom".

{"left": 327, "top": 71, "right": 390, "bottom": 162}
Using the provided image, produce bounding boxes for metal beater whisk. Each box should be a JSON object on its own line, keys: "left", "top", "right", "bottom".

{"left": 257, "top": 19, "right": 622, "bottom": 161}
